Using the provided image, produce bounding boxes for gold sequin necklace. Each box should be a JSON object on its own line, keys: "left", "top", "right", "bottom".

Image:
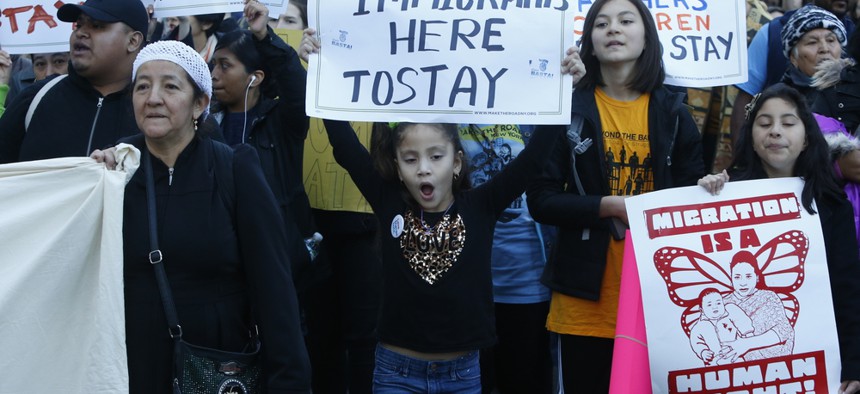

{"left": 420, "top": 201, "right": 455, "bottom": 235}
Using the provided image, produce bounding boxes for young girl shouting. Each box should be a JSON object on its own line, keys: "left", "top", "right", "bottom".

{"left": 300, "top": 29, "right": 584, "bottom": 393}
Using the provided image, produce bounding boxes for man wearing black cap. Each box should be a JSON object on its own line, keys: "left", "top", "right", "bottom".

{"left": 0, "top": 0, "right": 148, "bottom": 163}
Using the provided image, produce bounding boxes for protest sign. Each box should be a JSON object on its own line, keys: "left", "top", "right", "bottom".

{"left": 306, "top": 1, "right": 575, "bottom": 124}
{"left": 625, "top": 178, "right": 841, "bottom": 393}
{"left": 0, "top": 0, "right": 72, "bottom": 55}
{"left": 572, "top": 0, "right": 746, "bottom": 87}
{"left": 151, "top": 0, "right": 288, "bottom": 18}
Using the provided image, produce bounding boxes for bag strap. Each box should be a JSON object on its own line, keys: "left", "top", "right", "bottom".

{"left": 146, "top": 145, "right": 257, "bottom": 341}
{"left": 144, "top": 149, "right": 184, "bottom": 340}
{"left": 25, "top": 74, "right": 67, "bottom": 132}
{"left": 565, "top": 114, "right": 590, "bottom": 196}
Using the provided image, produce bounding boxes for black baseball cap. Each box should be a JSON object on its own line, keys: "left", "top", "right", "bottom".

{"left": 58, "top": 0, "right": 149, "bottom": 35}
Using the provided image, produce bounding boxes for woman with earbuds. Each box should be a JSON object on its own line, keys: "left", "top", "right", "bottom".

{"left": 210, "top": 0, "right": 316, "bottom": 281}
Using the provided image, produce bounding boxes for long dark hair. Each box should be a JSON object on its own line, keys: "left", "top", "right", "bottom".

{"left": 576, "top": 0, "right": 665, "bottom": 93}
{"left": 730, "top": 83, "right": 843, "bottom": 213}
{"left": 213, "top": 30, "right": 276, "bottom": 99}
{"left": 371, "top": 122, "right": 472, "bottom": 206}
{"left": 290, "top": 0, "right": 309, "bottom": 29}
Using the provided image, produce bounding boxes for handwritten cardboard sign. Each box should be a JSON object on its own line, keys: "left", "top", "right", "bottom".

{"left": 0, "top": 0, "right": 73, "bottom": 55}
{"left": 306, "top": 1, "right": 575, "bottom": 124}
{"left": 572, "top": 0, "right": 747, "bottom": 87}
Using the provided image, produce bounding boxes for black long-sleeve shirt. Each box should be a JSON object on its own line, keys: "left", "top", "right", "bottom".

{"left": 322, "top": 119, "right": 560, "bottom": 352}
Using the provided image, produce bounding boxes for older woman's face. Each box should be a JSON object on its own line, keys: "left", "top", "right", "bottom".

{"left": 790, "top": 28, "right": 842, "bottom": 77}
{"left": 752, "top": 97, "right": 807, "bottom": 178}
{"left": 731, "top": 262, "right": 758, "bottom": 297}
{"left": 133, "top": 60, "right": 205, "bottom": 141}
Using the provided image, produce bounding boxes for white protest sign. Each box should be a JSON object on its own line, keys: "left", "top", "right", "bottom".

{"left": 572, "top": 0, "right": 746, "bottom": 87}
{"left": 625, "top": 178, "right": 841, "bottom": 393}
{"left": 0, "top": 0, "right": 72, "bottom": 55}
{"left": 151, "top": 0, "right": 288, "bottom": 18}
{"left": 306, "top": 1, "right": 574, "bottom": 124}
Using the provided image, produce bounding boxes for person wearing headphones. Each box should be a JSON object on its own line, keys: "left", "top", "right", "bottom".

{"left": 209, "top": 0, "right": 316, "bottom": 285}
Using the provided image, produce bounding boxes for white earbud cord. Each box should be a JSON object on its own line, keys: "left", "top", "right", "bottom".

{"left": 241, "top": 78, "right": 254, "bottom": 143}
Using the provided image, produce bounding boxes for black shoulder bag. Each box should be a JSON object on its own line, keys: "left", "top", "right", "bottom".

{"left": 144, "top": 148, "right": 262, "bottom": 394}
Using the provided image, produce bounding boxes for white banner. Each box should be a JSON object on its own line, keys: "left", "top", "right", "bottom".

{"left": 306, "top": 1, "right": 574, "bottom": 124}
{"left": 0, "top": 145, "right": 139, "bottom": 393}
{"left": 573, "top": 0, "right": 747, "bottom": 87}
{"left": 0, "top": 0, "right": 72, "bottom": 55}
{"left": 626, "top": 178, "right": 841, "bottom": 393}
{"left": 151, "top": 0, "right": 288, "bottom": 18}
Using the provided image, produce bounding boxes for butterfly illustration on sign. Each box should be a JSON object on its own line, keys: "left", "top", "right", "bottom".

{"left": 653, "top": 230, "right": 807, "bottom": 365}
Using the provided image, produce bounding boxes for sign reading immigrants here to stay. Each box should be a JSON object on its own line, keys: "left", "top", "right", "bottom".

{"left": 305, "top": 0, "right": 575, "bottom": 124}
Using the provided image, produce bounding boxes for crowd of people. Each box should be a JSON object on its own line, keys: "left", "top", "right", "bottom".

{"left": 3, "top": 0, "right": 860, "bottom": 392}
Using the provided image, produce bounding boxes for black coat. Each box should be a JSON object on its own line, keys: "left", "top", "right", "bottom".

{"left": 121, "top": 135, "right": 310, "bottom": 393}
{"left": 796, "top": 193, "right": 860, "bottom": 381}
{"left": 211, "top": 29, "right": 314, "bottom": 286}
{"left": 527, "top": 86, "right": 705, "bottom": 300}
{"left": 0, "top": 66, "right": 139, "bottom": 163}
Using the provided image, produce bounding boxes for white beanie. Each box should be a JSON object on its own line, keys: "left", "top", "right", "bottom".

{"left": 133, "top": 40, "right": 212, "bottom": 119}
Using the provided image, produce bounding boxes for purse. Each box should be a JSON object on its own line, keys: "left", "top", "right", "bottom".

{"left": 144, "top": 149, "right": 263, "bottom": 394}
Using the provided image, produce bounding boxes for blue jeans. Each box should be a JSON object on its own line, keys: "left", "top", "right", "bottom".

{"left": 373, "top": 345, "right": 481, "bottom": 393}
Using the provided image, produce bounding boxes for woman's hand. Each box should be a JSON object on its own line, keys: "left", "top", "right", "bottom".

{"left": 90, "top": 147, "right": 118, "bottom": 170}
{"left": 698, "top": 169, "right": 729, "bottom": 195}
{"left": 299, "top": 28, "right": 321, "bottom": 63}
{"left": 244, "top": 0, "right": 269, "bottom": 41}
{"left": 841, "top": 380, "right": 860, "bottom": 394}
{"left": 561, "top": 46, "right": 586, "bottom": 85}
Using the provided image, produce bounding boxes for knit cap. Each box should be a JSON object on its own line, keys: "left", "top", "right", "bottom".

{"left": 132, "top": 41, "right": 212, "bottom": 119}
{"left": 781, "top": 5, "right": 847, "bottom": 58}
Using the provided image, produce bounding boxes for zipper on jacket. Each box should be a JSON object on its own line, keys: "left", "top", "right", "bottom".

{"left": 85, "top": 97, "right": 104, "bottom": 155}
{"left": 168, "top": 168, "right": 174, "bottom": 186}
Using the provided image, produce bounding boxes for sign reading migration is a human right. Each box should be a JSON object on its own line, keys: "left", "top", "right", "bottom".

{"left": 625, "top": 178, "right": 843, "bottom": 393}
{"left": 306, "top": 1, "right": 575, "bottom": 124}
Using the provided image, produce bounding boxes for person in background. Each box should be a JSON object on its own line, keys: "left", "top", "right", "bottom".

{"left": 273, "top": 0, "right": 307, "bottom": 30}
{"left": 208, "top": 0, "right": 316, "bottom": 296}
{"left": 730, "top": 0, "right": 853, "bottom": 138}
{"left": 0, "top": 50, "right": 12, "bottom": 116}
{"left": 157, "top": 13, "right": 226, "bottom": 62}
{"left": 5, "top": 52, "right": 69, "bottom": 106}
{"left": 0, "top": 0, "right": 147, "bottom": 163}
{"left": 526, "top": 0, "right": 705, "bottom": 391}
{"left": 699, "top": 83, "right": 860, "bottom": 394}
{"left": 91, "top": 39, "right": 311, "bottom": 392}
{"left": 461, "top": 124, "right": 555, "bottom": 393}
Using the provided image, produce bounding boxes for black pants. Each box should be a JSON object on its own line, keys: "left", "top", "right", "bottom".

{"left": 558, "top": 334, "right": 614, "bottom": 394}
{"left": 481, "top": 301, "right": 553, "bottom": 394}
{"left": 303, "top": 221, "right": 381, "bottom": 394}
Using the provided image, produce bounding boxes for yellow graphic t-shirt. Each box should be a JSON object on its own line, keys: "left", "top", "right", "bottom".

{"left": 547, "top": 88, "right": 653, "bottom": 338}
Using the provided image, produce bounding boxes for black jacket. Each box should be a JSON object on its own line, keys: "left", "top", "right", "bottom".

{"left": 0, "top": 66, "right": 139, "bottom": 163}
{"left": 120, "top": 134, "right": 311, "bottom": 392}
{"left": 812, "top": 59, "right": 860, "bottom": 135}
{"left": 210, "top": 28, "right": 314, "bottom": 286}
{"left": 527, "top": 86, "right": 704, "bottom": 300}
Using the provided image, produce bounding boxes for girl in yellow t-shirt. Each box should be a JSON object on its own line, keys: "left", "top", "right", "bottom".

{"left": 526, "top": 0, "right": 705, "bottom": 391}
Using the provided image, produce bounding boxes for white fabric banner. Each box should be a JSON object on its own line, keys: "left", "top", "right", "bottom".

{"left": 0, "top": 145, "right": 139, "bottom": 394}
{"left": 625, "top": 178, "right": 841, "bottom": 393}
